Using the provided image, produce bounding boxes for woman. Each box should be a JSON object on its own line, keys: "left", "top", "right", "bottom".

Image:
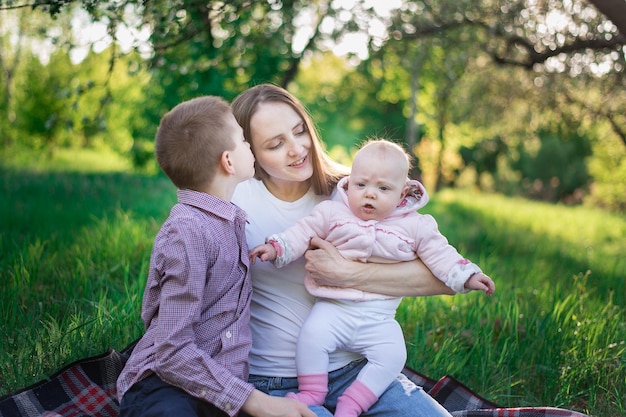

{"left": 231, "top": 83, "right": 455, "bottom": 417}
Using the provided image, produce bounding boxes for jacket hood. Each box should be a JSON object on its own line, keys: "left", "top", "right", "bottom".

{"left": 336, "top": 176, "right": 429, "bottom": 217}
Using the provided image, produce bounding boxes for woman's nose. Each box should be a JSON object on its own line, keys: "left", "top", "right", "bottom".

{"left": 287, "top": 138, "right": 304, "bottom": 155}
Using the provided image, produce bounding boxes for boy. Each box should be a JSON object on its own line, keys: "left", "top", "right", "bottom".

{"left": 116, "top": 96, "right": 313, "bottom": 417}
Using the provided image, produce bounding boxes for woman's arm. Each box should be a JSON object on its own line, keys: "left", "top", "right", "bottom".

{"left": 304, "top": 236, "right": 455, "bottom": 297}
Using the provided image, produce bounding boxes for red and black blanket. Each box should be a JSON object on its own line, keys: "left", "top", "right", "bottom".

{"left": 0, "top": 342, "right": 589, "bottom": 417}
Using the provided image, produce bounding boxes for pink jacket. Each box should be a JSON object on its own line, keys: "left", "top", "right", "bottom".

{"left": 268, "top": 177, "right": 481, "bottom": 301}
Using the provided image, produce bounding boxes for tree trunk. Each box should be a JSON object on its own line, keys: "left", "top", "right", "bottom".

{"left": 406, "top": 44, "right": 425, "bottom": 180}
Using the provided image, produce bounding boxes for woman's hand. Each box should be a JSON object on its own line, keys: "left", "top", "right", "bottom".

{"left": 304, "top": 236, "right": 455, "bottom": 297}
{"left": 241, "top": 389, "right": 316, "bottom": 417}
{"left": 304, "top": 237, "right": 358, "bottom": 288}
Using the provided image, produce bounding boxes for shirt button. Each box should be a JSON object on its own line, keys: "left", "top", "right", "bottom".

{"left": 225, "top": 403, "right": 232, "bottom": 411}
{"left": 200, "top": 389, "right": 207, "bottom": 397}
{"left": 226, "top": 331, "right": 232, "bottom": 338}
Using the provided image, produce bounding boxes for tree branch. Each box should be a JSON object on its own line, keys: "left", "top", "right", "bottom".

{"left": 490, "top": 33, "right": 626, "bottom": 69}
{"left": 561, "top": 87, "right": 626, "bottom": 148}
{"left": 400, "top": 14, "right": 625, "bottom": 70}
{"left": 280, "top": 3, "right": 328, "bottom": 88}
{"left": 607, "top": 112, "right": 626, "bottom": 148}
{"left": 588, "top": 0, "right": 626, "bottom": 36}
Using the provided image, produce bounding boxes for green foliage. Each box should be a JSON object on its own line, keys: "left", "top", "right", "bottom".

{"left": 301, "top": 50, "right": 411, "bottom": 150}
{"left": 1, "top": 0, "right": 625, "bottom": 213}
{"left": 292, "top": 52, "right": 360, "bottom": 149}
{"left": 586, "top": 129, "right": 626, "bottom": 212}
{"left": 12, "top": 51, "right": 76, "bottom": 151}
{"left": 0, "top": 145, "right": 132, "bottom": 173}
{"left": 459, "top": 136, "right": 508, "bottom": 187}
{"left": 512, "top": 127, "right": 592, "bottom": 202}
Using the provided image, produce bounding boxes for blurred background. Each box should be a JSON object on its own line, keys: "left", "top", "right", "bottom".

{"left": 0, "top": 0, "right": 624, "bottom": 212}
{"left": 1, "top": 3, "right": 625, "bottom": 414}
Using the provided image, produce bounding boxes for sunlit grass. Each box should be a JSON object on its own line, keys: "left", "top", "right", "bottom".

{"left": 0, "top": 145, "right": 134, "bottom": 173}
{"left": 0, "top": 158, "right": 623, "bottom": 416}
{"left": 426, "top": 189, "right": 625, "bottom": 305}
{"left": 397, "top": 188, "right": 626, "bottom": 415}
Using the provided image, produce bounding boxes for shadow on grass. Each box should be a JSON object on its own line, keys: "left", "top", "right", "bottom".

{"left": 1, "top": 167, "right": 176, "bottom": 248}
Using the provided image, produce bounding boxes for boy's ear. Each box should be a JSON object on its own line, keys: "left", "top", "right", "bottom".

{"left": 221, "top": 150, "right": 235, "bottom": 175}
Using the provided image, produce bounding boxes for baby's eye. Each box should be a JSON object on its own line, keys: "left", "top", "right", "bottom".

{"left": 379, "top": 186, "right": 389, "bottom": 191}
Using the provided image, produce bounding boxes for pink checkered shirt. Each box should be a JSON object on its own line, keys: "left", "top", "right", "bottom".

{"left": 116, "top": 189, "right": 254, "bottom": 416}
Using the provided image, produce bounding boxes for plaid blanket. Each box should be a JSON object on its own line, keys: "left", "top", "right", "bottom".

{"left": 0, "top": 341, "right": 589, "bottom": 417}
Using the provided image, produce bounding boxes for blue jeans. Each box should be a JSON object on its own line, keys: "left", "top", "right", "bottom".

{"left": 248, "top": 359, "right": 452, "bottom": 417}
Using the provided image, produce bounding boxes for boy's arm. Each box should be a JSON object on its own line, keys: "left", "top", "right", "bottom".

{"left": 304, "top": 236, "right": 455, "bottom": 297}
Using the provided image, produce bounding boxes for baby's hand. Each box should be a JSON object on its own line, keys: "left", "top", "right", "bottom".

{"left": 249, "top": 243, "right": 277, "bottom": 264}
{"left": 465, "top": 273, "right": 495, "bottom": 296}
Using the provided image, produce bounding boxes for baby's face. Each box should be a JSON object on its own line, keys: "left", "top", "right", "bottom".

{"left": 346, "top": 150, "right": 408, "bottom": 221}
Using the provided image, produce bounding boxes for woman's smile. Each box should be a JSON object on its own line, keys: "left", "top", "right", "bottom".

{"left": 289, "top": 155, "right": 308, "bottom": 168}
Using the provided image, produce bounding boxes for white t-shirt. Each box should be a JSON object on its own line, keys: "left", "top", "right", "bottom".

{"left": 232, "top": 178, "right": 360, "bottom": 376}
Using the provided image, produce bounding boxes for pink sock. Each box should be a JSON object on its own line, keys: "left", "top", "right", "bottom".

{"left": 334, "top": 380, "right": 378, "bottom": 417}
{"left": 285, "top": 373, "right": 328, "bottom": 405}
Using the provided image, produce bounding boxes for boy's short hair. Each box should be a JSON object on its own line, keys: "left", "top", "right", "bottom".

{"left": 155, "top": 96, "right": 235, "bottom": 190}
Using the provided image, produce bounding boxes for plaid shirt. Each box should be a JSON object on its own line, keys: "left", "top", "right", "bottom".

{"left": 116, "top": 189, "right": 254, "bottom": 417}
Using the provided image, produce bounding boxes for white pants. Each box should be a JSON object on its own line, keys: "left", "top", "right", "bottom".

{"left": 296, "top": 298, "right": 407, "bottom": 397}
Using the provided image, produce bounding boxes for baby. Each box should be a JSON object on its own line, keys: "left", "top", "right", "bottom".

{"left": 250, "top": 139, "right": 495, "bottom": 417}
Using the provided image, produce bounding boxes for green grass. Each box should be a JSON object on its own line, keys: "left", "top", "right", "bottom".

{"left": 0, "top": 150, "right": 175, "bottom": 394}
{"left": 398, "top": 189, "right": 626, "bottom": 416}
{"left": 1, "top": 153, "right": 624, "bottom": 416}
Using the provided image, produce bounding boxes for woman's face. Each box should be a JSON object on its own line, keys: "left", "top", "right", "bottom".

{"left": 249, "top": 101, "right": 313, "bottom": 188}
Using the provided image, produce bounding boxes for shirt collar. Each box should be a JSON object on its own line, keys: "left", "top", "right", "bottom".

{"left": 177, "top": 189, "right": 246, "bottom": 222}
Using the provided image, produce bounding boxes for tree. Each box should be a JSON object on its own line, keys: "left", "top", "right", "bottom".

{"left": 13, "top": 50, "right": 76, "bottom": 154}
{"left": 3, "top": 0, "right": 622, "bottom": 148}
{"left": 588, "top": 0, "right": 626, "bottom": 36}
{"left": 0, "top": 7, "right": 60, "bottom": 145}
{"left": 0, "top": 8, "right": 25, "bottom": 142}
{"left": 388, "top": 0, "right": 625, "bottom": 148}
{"left": 512, "top": 127, "right": 592, "bottom": 202}
{"left": 388, "top": 0, "right": 624, "bottom": 72}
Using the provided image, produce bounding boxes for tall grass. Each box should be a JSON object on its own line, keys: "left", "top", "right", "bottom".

{"left": 0, "top": 156, "right": 175, "bottom": 393}
{"left": 398, "top": 189, "right": 626, "bottom": 416}
{"left": 1, "top": 159, "right": 624, "bottom": 416}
